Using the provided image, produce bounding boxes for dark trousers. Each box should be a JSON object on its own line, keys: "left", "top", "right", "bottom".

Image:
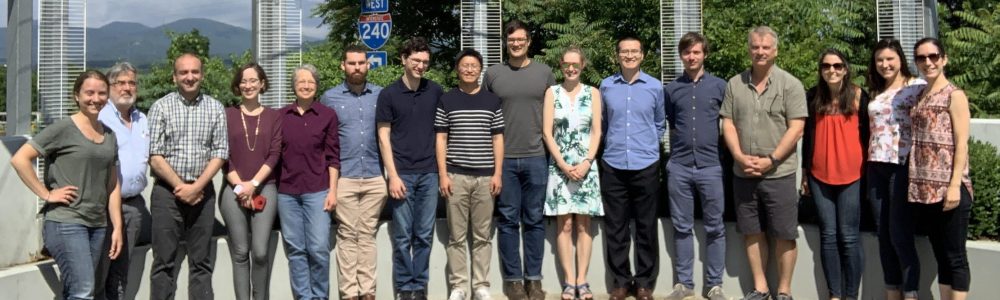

{"left": 97, "top": 195, "right": 151, "bottom": 300}
{"left": 867, "top": 162, "right": 918, "bottom": 292}
{"left": 150, "top": 180, "right": 217, "bottom": 300}
{"left": 912, "top": 185, "right": 973, "bottom": 291}
{"left": 599, "top": 160, "right": 660, "bottom": 289}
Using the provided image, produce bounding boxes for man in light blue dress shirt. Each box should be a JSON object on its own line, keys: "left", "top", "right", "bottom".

{"left": 319, "top": 44, "right": 387, "bottom": 300}
{"left": 95, "top": 61, "right": 151, "bottom": 300}
{"left": 598, "top": 36, "right": 665, "bottom": 300}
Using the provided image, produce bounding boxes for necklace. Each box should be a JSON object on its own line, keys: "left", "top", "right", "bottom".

{"left": 240, "top": 105, "right": 262, "bottom": 152}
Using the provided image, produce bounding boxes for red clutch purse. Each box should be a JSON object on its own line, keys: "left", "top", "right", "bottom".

{"left": 252, "top": 194, "right": 266, "bottom": 212}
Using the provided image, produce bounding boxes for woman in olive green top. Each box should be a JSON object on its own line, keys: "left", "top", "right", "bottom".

{"left": 9, "top": 70, "right": 124, "bottom": 300}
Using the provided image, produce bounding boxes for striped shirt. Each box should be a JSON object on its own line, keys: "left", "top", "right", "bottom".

{"left": 148, "top": 91, "right": 229, "bottom": 182}
{"left": 434, "top": 88, "right": 504, "bottom": 176}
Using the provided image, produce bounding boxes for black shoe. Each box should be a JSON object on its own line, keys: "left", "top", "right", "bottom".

{"left": 503, "top": 281, "right": 528, "bottom": 300}
{"left": 396, "top": 291, "right": 415, "bottom": 300}
{"left": 413, "top": 289, "right": 427, "bottom": 300}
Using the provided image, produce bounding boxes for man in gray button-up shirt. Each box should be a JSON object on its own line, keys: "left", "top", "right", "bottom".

{"left": 720, "top": 26, "right": 806, "bottom": 300}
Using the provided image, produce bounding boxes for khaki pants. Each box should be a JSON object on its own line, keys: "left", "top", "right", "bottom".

{"left": 445, "top": 173, "right": 495, "bottom": 290}
{"left": 335, "top": 177, "right": 388, "bottom": 298}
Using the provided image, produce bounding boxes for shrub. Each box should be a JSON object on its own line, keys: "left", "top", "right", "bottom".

{"left": 969, "top": 139, "right": 1000, "bottom": 240}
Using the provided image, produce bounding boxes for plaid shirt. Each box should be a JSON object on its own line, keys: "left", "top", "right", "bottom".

{"left": 148, "top": 91, "right": 229, "bottom": 182}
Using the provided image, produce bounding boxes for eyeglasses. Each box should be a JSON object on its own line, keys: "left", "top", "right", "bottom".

{"left": 112, "top": 81, "right": 137, "bottom": 87}
{"left": 561, "top": 62, "right": 582, "bottom": 70}
{"left": 820, "top": 63, "right": 845, "bottom": 71}
{"left": 240, "top": 78, "right": 260, "bottom": 85}
{"left": 915, "top": 53, "right": 942, "bottom": 64}
{"left": 618, "top": 49, "right": 642, "bottom": 56}
{"left": 407, "top": 58, "right": 430, "bottom": 67}
{"left": 458, "top": 64, "right": 481, "bottom": 71}
{"left": 507, "top": 37, "right": 528, "bottom": 44}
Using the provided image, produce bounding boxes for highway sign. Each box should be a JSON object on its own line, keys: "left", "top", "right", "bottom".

{"left": 361, "top": 0, "right": 389, "bottom": 14}
{"left": 367, "top": 51, "right": 388, "bottom": 70}
{"left": 358, "top": 13, "right": 392, "bottom": 50}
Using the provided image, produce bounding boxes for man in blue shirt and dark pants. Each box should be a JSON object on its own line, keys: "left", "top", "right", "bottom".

{"left": 662, "top": 32, "right": 730, "bottom": 300}
{"left": 598, "top": 36, "right": 665, "bottom": 300}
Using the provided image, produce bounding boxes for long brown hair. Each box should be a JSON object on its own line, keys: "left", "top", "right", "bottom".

{"left": 866, "top": 38, "right": 915, "bottom": 94}
{"left": 811, "top": 48, "right": 858, "bottom": 116}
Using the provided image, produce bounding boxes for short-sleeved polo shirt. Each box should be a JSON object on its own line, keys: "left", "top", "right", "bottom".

{"left": 720, "top": 66, "right": 807, "bottom": 178}
{"left": 376, "top": 78, "right": 444, "bottom": 175}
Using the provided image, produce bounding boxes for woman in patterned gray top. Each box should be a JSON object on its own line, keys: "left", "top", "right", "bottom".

{"left": 10, "top": 70, "right": 123, "bottom": 300}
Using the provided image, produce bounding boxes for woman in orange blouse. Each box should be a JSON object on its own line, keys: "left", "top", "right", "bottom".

{"left": 801, "top": 48, "right": 869, "bottom": 300}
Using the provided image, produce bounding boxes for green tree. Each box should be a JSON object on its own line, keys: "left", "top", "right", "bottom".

{"left": 943, "top": 2, "right": 1000, "bottom": 117}
{"left": 301, "top": 40, "right": 456, "bottom": 92}
{"left": 704, "top": 0, "right": 874, "bottom": 88}
{"left": 313, "top": 0, "right": 460, "bottom": 69}
{"left": 137, "top": 29, "right": 253, "bottom": 111}
{"left": 504, "top": 0, "right": 661, "bottom": 86}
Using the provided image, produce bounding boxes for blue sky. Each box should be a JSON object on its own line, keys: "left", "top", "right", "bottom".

{"left": 1, "top": 0, "right": 332, "bottom": 39}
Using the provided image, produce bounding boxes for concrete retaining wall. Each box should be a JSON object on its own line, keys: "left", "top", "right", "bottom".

{"left": 2, "top": 219, "right": 1000, "bottom": 300}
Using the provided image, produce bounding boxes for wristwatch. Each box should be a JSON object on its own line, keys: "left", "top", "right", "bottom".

{"left": 251, "top": 179, "right": 260, "bottom": 188}
{"left": 767, "top": 153, "right": 779, "bottom": 165}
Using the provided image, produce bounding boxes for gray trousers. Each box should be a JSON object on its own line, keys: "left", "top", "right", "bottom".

{"left": 219, "top": 183, "right": 279, "bottom": 300}
{"left": 95, "top": 195, "right": 151, "bottom": 300}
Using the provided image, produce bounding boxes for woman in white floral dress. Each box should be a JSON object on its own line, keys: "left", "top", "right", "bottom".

{"left": 541, "top": 46, "right": 603, "bottom": 300}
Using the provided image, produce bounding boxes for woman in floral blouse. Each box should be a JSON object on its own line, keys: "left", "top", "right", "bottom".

{"left": 908, "top": 37, "right": 973, "bottom": 300}
{"left": 864, "top": 38, "right": 925, "bottom": 300}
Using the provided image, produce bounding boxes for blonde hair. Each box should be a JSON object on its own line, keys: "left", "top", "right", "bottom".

{"left": 747, "top": 26, "right": 779, "bottom": 49}
{"left": 561, "top": 45, "right": 588, "bottom": 67}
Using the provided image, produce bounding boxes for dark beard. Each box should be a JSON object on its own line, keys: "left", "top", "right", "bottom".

{"left": 347, "top": 73, "right": 366, "bottom": 85}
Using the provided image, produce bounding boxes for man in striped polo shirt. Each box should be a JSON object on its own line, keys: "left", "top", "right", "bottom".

{"left": 435, "top": 49, "right": 504, "bottom": 300}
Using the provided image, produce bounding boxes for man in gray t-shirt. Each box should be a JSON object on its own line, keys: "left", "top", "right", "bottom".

{"left": 482, "top": 20, "right": 555, "bottom": 300}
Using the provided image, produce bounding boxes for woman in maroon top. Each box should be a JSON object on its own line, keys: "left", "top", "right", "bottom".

{"left": 221, "top": 63, "right": 283, "bottom": 300}
{"left": 276, "top": 64, "right": 341, "bottom": 299}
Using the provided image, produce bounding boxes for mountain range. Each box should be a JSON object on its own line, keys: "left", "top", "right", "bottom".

{"left": 0, "top": 18, "right": 324, "bottom": 68}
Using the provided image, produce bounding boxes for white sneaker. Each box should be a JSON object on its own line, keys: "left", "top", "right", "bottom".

{"left": 448, "top": 288, "right": 467, "bottom": 300}
{"left": 474, "top": 287, "right": 493, "bottom": 300}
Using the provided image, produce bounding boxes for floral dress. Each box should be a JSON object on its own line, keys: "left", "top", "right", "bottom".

{"left": 544, "top": 84, "right": 603, "bottom": 216}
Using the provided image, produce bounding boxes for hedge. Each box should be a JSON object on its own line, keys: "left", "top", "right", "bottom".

{"left": 969, "top": 139, "right": 1000, "bottom": 240}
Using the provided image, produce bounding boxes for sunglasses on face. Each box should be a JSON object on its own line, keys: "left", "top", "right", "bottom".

{"left": 820, "top": 63, "right": 845, "bottom": 71}
{"left": 915, "top": 53, "right": 942, "bottom": 64}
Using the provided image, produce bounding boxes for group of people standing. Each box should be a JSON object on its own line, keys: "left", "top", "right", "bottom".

{"left": 8, "top": 19, "right": 972, "bottom": 300}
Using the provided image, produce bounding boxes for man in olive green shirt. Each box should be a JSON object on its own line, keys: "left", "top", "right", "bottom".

{"left": 720, "top": 26, "right": 806, "bottom": 300}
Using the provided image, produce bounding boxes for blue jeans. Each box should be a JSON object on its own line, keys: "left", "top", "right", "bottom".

{"left": 666, "top": 161, "right": 726, "bottom": 288}
{"left": 809, "top": 176, "right": 862, "bottom": 298}
{"left": 390, "top": 173, "right": 439, "bottom": 292}
{"left": 497, "top": 155, "right": 548, "bottom": 281}
{"left": 278, "top": 190, "right": 332, "bottom": 300}
{"left": 44, "top": 220, "right": 106, "bottom": 300}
